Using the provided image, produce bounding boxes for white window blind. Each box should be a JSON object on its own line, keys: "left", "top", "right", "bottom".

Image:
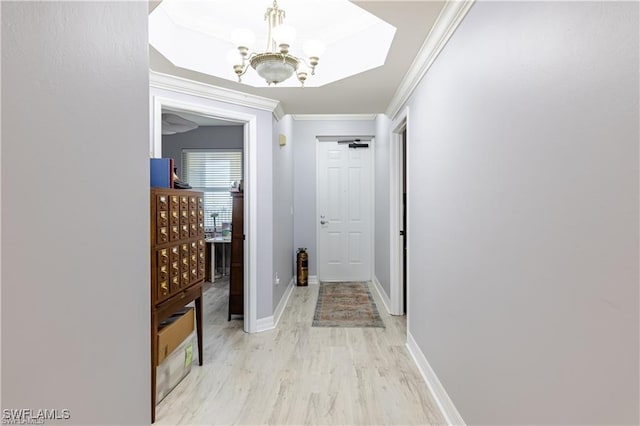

{"left": 182, "top": 149, "right": 242, "bottom": 228}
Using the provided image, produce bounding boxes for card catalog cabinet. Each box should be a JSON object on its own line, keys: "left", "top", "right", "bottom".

{"left": 150, "top": 188, "right": 205, "bottom": 422}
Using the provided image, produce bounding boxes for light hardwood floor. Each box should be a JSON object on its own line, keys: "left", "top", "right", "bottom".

{"left": 155, "top": 279, "right": 446, "bottom": 425}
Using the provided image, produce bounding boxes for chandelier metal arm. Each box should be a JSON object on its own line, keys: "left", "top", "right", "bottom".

{"left": 297, "top": 57, "right": 319, "bottom": 76}
{"left": 233, "top": 52, "right": 257, "bottom": 82}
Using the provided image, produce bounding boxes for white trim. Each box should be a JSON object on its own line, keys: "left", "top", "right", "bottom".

{"left": 292, "top": 114, "right": 376, "bottom": 121}
{"left": 150, "top": 94, "right": 259, "bottom": 334}
{"left": 315, "top": 138, "right": 321, "bottom": 283}
{"left": 385, "top": 0, "right": 475, "bottom": 119}
{"left": 371, "top": 276, "right": 392, "bottom": 315}
{"left": 255, "top": 316, "right": 274, "bottom": 333}
{"left": 151, "top": 96, "right": 163, "bottom": 157}
{"left": 370, "top": 137, "right": 376, "bottom": 286}
{"left": 273, "top": 278, "right": 295, "bottom": 328}
{"left": 150, "top": 70, "right": 282, "bottom": 116}
{"left": 244, "top": 118, "right": 259, "bottom": 334}
{"left": 389, "top": 107, "right": 409, "bottom": 316}
{"left": 150, "top": 96, "right": 251, "bottom": 157}
{"left": 406, "top": 332, "right": 466, "bottom": 426}
{"left": 273, "top": 103, "right": 286, "bottom": 121}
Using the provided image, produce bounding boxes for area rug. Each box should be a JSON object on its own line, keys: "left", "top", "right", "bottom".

{"left": 312, "top": 282, "right": 385, "bottom": 328}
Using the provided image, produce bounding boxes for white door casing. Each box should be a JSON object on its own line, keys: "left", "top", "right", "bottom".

{"left": 150, "top": 93, "right": 259, "bottom": 334}
{"left": 390, "top": 107, "right": 409, "bottom": 316}
{"left": 317, "top": 140, "right": 373, "bottom": 282}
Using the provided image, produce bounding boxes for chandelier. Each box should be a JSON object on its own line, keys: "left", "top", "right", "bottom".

{"left": 228, "top": 0, "right": 325, "bottom": 86}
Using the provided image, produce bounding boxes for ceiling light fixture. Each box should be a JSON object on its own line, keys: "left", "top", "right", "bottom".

{"left": 228, "top": 0, "right": 325, "bottom": 87}
{"left": 161, "top": 113, "right": 199, "bottom": 135}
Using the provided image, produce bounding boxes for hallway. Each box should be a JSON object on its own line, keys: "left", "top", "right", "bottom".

{"left": 155, "top": 282, "right": 445, "bottom": 425}
{"left": 3, "top": 1, "right": 637, "bottom": 424}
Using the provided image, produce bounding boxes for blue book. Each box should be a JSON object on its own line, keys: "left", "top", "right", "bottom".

{"left": 150, "top": 158, "right": 174, "bottom": 188}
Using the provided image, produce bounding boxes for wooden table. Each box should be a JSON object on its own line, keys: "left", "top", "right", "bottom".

{"left": 205, "top": 237, "right": 231, "bottom": 282}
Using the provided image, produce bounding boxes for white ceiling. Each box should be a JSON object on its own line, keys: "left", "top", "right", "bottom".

{"left": 149, "top": 1, "right": 446, "bottom": 115}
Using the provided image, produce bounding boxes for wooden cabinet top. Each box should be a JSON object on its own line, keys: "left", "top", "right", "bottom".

{"left": 151, "top": 187, "right": 203, "bottom": 197}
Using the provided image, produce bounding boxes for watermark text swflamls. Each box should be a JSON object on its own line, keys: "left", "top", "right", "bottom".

{"left": 2, "top": 409, "right": 70, "bottom": 425}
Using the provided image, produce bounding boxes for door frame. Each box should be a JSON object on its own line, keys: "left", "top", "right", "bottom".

{"left": 389, "top": 107, "right": 409, "bottom": 316}
{"left": 315, "top": 137, "right": 375, "bottom": 283}
{"left": 150, "top": 95, "right": 258, "bottom": 333}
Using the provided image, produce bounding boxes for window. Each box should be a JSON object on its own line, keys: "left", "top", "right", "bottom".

{"left": 182, "top": 149, "right": 242, "bottom": 229}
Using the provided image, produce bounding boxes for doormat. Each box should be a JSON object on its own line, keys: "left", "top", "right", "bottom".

{"left": 312, "top": 282, "right": 385, "bottom": 328}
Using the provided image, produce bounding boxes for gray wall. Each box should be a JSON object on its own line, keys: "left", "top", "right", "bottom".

{"left": 402, "top": 1, "right": 639, "bottom": 424}
{"left": 151, "top": 87, "right": 274, "bottom": 319}
{"left": 162, "top": 125, "right": 243, "bottom": 175}
{"left": 292, "top": 118, "right": 376, "bottom": 277}
{"left": 374, "top": 114, "right": 392, "bottom": 297}
{"left": 2, "top": 2, "right": 150, "bottom": 424}
{"left": 272, "top": 115, "right": 295, "bottom": 308}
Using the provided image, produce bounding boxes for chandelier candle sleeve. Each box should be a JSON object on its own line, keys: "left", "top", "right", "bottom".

{"left": 231, "top": 0, "right": 324, "bottom": 86}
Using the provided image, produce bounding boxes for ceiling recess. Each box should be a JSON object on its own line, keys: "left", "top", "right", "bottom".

{"left": 149, "top": 0, "right": 396, "bottom": 88}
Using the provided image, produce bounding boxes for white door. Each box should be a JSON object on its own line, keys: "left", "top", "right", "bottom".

{"left": 317, "top": 141, "right": 372, "bottom": 282}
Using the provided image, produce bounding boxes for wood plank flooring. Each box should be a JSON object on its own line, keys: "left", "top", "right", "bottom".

{"left": 155, "top": 279, "right": 446, "bottom": 425}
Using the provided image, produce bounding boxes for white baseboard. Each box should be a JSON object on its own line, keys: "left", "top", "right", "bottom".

{"left": 273, "top": 278, "right": 295, "bottom": 328}
{"left": 406, "top": 332, "right": 465, "bottom": 426}
{"left": 372, "top": 275, "right": 392, "bottom": 315}
{"left": 255, "top": 277, "right": 295, "bottom": 333}
{"left": 255, "top": 316, "right": 274, "bottom": 333}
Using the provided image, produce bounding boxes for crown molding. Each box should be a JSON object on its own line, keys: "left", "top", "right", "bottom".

{"left": 291, "top": 114, "right": 377, "bottom": 121}
{"left": 149, "top": 70, "right": 283, "bottom": 118}
{"left": 385, "top": 0, "right": 476, "bottom": 119}
{"left": 273, "top": 103, "right": 286, "bottom": 121}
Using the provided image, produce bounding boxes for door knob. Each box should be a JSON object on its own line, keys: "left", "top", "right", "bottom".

{"left": 320, "top": 220, "right": 328, "bottom": 225}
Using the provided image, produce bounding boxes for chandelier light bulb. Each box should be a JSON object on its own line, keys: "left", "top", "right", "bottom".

{"left": 273, "top": 24, "right": 297, "bottom": 47}
{"left": 296, "top": 62, "right": 311, "bottom": 86}
{"left": 226, "top": 49, "right": 243, "bottom": 66}
{"left": 297, "top": 62, "right": 311, "bottom": 75}
{"left": 231, "top": 28, "right": 256, "bottom": 49}
{"left": 303, "top": 39, "right": 326, "bottom": 58}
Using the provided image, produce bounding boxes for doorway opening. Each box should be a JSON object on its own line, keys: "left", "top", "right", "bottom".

{"left": 390, "top": 108, "right": 409, "bottom": 315}
{"left": 401, "top": 128, "right": 407, "bottom": 314}
{"left": 163, "top": 109, "right": 243, "bottom": 321}
{"left": 151, "top": 95, "right": 259, "bottom": 333}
